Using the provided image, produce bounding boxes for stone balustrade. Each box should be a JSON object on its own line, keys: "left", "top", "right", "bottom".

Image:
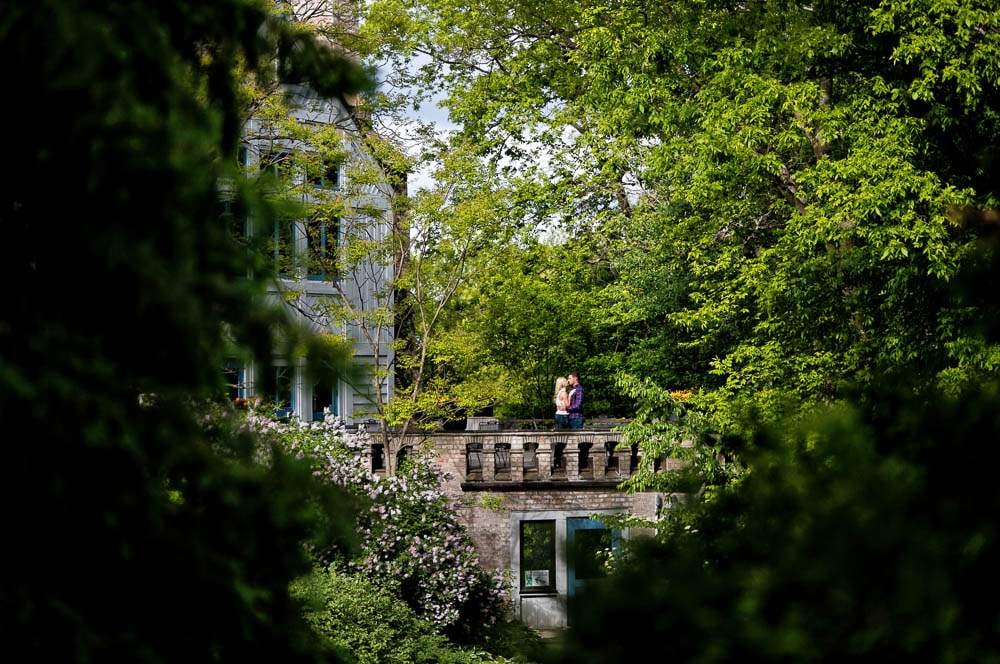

{"left": 358, "top": 430, "right": 685, "bottom": 489}
{"left": 377, "top": 431, "right": 656, "bottom": 488}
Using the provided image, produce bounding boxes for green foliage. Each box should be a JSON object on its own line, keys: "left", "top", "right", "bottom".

{"left": 0, "top": 1, "right": 368, "bottom": 660}
{"left": 440, "top": 237, "right": 632, "bottom": 418}
{"left": 615, "top": 373, "right": 746, "bottom": 498}
{"left": 478, "top": 619, "right": 546, "bottom": 664}
{"left": 262, "top": 418, "right": 510, "bottom": 643}
{"left": 555, "top": 378, "right": 1000, "bottom": 662}
{"left": 365, "top": 0, "right": 1000, "bottom": 429}
{"left": 358, "top": 7, "right": 1000, "bottom": 658}
{"left": 292, "top": 567, "right": 505, "bottom": 664}
{"left": 477, "top": 493, "right": 505, "bottom": 511}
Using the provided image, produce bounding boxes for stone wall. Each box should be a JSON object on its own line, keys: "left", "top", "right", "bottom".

{"left": 366, "top": 430, "right": 676, "bottom": 628}
{"left": 411, "top": 432, "right": 667, "bottom": 572}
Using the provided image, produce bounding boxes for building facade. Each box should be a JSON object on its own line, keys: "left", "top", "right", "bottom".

{"left": 367, "top": 427, "right": 680, "bottom": 630}
{"left": 225, "top": 83, "right": 396, "bottom": 423}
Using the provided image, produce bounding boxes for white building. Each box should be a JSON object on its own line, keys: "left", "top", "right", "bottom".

{"left": 225, "top": 83, "right": 397, "bottom": 424}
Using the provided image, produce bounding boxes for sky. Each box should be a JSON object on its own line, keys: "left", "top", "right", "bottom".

{"left": 375, "top": 57, "right": 456, "bottom": 196}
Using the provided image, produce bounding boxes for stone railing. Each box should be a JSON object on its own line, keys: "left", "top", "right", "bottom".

{"left": 438, "top": 431, "right": 655, "bottom": 488}
{"left": 362, "top": 431, "right": 684, "bottom": 489}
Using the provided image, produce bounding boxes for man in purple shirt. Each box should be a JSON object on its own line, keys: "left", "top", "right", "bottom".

{"left": 567, "top": 371, "right": 584, "bottom": 430}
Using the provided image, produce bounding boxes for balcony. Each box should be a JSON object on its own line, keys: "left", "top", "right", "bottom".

{"left": 458, "top": 432, "right": 655, "bottom": 490}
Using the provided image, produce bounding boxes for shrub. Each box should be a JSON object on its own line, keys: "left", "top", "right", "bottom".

{"left": 292, "top": 566, "right": 504, "bottom": 664}
{"left": 477, "top": 619, "right": 546, "bottom": 663}
{"left": 248, "top": 414, "right": 510, "bottom": 641}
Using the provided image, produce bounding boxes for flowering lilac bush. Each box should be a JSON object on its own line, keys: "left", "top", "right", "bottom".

{"left": 245, "top": 413, "right": 509, "bottom": 640}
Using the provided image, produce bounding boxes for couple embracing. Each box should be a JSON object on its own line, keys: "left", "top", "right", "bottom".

{"left": 553, "top": 371, "right": 584, "bottom": 430}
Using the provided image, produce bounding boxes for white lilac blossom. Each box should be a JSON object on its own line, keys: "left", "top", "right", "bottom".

{"left": 243, "top": 411, "right": 509, "bottom": 633}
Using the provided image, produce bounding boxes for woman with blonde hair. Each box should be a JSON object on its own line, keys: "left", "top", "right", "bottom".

{"left": 554, "top": 376, "right": 570, "bottom": 429}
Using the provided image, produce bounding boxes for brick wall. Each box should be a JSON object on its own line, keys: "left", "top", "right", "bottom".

{"left": 394, "top": 432, "right": 666, "bottom": 572}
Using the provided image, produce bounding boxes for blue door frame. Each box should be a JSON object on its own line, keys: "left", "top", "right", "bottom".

{"left": 566, "top": 517, "right": 621, "bottom": 600}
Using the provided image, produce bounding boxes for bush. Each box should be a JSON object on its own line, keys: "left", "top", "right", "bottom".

{"left": 249, "top": 414, "right": 510, "bottom": 642}
{"left": 555, "top": 380, "right": 1000, "bottom": 662}
{"left": 478, "top": 619, "right": 546, "bottom": 663}
{"left": 0, "top": 2, "right": 365, "bottom": 661}
{"left": 292, "top": 567, "right": 503, "bottom": 664}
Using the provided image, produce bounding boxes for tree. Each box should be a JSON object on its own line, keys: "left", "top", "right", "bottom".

{"left": 0, "top": 1, "right": 368, "bottom": 660}
{"left": 364, "top": 0, "right": 1000, "bottom": 430}
{"left": 445, "top": 237, "right": 629, "bottom": 418}
{"left": 555, "top": 374, "right": 1000, "bottom": 662}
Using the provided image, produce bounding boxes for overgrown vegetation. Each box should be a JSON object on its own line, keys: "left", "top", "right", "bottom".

{"left": 363, "top": 0, "right": 1000, "bottom": 425}
{"left": 1, "top": 1, "right": 367, "bottom": 660}
{"left": 247, "top": 413, "right": 542, "bottom": 661}
{"left": 557, "top": 375, "right": 1000, "bottom": 661}
{"left": 293, "top": 564, "right": 542, "bottom": 663}
{"left": 249, "top": 414, "right": 509, "bottom": 641}
{"left": 355, "top": 0, "right": 1000, "bottom": 660}
{"left": 293, "top": 566, "right": 500, "bottom": 664}
{"left": 6, "top": 0, "right": 1000, "bottom": 660}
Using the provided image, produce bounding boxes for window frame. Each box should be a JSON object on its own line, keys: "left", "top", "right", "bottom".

{"left": 519, "top": 519, "right": 557, "bottom": 595}
{"left": 223, "top": 359, "right": 246, "bottom": 402}
{"left": 268, "top": 215, "right": 295, "bottom": 278}
{"left": 267, "top": 362, "right": 295, "bottom": 420}
{"left": 307, "top": 159, "right": 342, "bottom": 190}
{"left": 311, "top": 380, "right": 339, "bottom": 421}
{"left": 305, "top": 215, "right": 339, "bottom": 281}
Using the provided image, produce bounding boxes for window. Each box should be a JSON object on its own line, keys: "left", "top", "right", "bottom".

{"left": 221, "top": 197, "right": 247, "bottom": 243}
{"left": 520, "top": 520, "right": 556, "bottom": 593}
{"left": 261, "top": 151, "right": 294, "bottom": 278}
{"left": 260, "top": 150, "right": 293, "bottom": 180}
{"left": 269, "top": 216, "right": 294, "bottom": 277}
{"left": 494, "top": 443, "right": 511, "bottom": 479}
{"left": 269, "top": 364, "right": 294, "bottom": 420}
{"left": 223, "top": 359, "right": 245, "bottom": 401}
{"left": 307, "top": 160, "right": 341, "bottom": 189}
{"left": 630, "top": 444, "right": 639, "bottom": 473}
{"left": 371, "top": 444, "right": 385, "bottom": 472}
{"left": 306, "top": 216, "right": 338, "bottom": 281}
{"left": 312, "top": 380, "right": 338, "bottom": 421}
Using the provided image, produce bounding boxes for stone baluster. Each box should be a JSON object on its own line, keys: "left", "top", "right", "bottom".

{"left": 482, "top": 436, "right": 495, "bottom": 482}
{"left": 362, "top": 443, "right": 372, "bottom": 473}
{"left": 536, "top": 439, "right": 552, "bottom": 481}
{"left": 591, "top": 444, "right": 607, "bottom": 481}
{"left": 509, "top": 435, "right": 524, "bottom": 482}
{"left": 565, "top": 439, "right": 579, "bottom": 480}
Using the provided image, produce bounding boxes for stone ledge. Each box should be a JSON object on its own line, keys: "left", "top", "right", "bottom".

{"left": 460, "top": 480, "right": 623, "bottom": 491}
